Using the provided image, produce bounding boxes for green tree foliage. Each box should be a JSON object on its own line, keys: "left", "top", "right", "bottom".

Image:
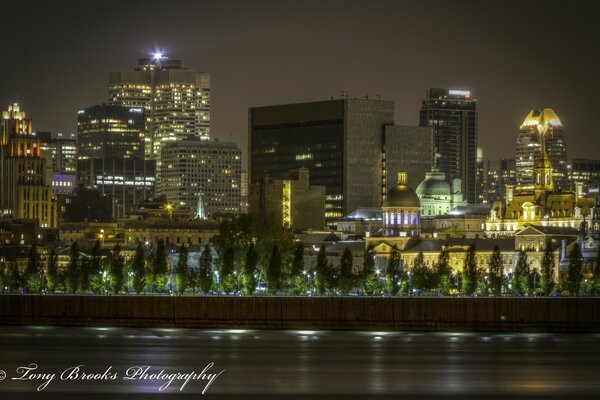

{"left": 89, "top": 240, "right": 104, "bottom": 294}
{"left": 289, "top": 242, "right": 305, "bottom": 295}
{"left": 197, "top": 244, "right": 214, "bottom": 293}
{"left": 362, "top": 244, "right": 380, "bottom": 295}
{"left": 131, "top": 243, "right": 147, "bottom": 294}
{"left": 266, "top": 244, "right": 282, "bottom": 294}
{"left": 109, "top": 244, "right": 125, "bottom": 294}
{"left": 0, "top": 261, "right": 7, "bottom": 293}
{"left": 174, "top": 244, "right": 189, "bottom": 295}
{"left": 488, "top": 245, "right": 504, "bottom": 296}
{"left": 567, "top": 244, "right": 583, "bottom": 296}
{"left": 151, "top": 239, "right": 168, "bottom": 293}
{"left": 66, "top": 241, "right": 81, "bottom": 294}
{"left": 436, "top": 247, "right": 451, "bottom": 295}
{"left": 242, "top": 243, "right": 258, "bottom": 295}
{"left": 462, "top": 243, "right": 479, "bottom": 295}
{"left": 25, "top": 244, "right": 42, "bottom": 293}
{"left": 512, "top": 250, "right": 529, "bottom": 295}
{"left": 385, "top": 245, "right": 402, "bottom": 295}
{"left": 315, "top": 244, "right": 328, "bottom": 295}
{"left": 540, "top": 241, "right": 555, "bottom": 296}
{"left": 45, "top": 248, "right": 60, "bottom": 293}
{"left": 338, "top": 247, "right": 354, "bottom": 294}
{"left": 220, "top": 247, "right": 236, "bottom": 294}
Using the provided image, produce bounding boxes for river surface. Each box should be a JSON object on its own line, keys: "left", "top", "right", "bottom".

{"left": 0, "top": 326, "right": 598, "bottom": 399}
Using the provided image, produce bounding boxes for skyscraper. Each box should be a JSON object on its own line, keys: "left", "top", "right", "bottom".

{"left": 108, "top": 53, "right": 210, "bottom": 161}
{"left": 516, "top": 109, "right": 568, "bottom": 191}
{"left": 0, "top": 103, "right": 56, "bottom": 227}
{"left": 249, "top": 99, "right": 432, "bottom": 224}
{"left": 570, "top": 159, "right": 600, "bottom": 195}
{"left": 160, "top": 137, "right": 241, "bottom": 217}
{"left": 419, "top": 88, "right": 478, "bottom": 203}
{"left": 77, "top": 104, "right": 154, "bottom": 217}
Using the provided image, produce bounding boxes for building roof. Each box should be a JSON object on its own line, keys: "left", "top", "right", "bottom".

{"left": 342, "top": 208, "right": 382, "bottom": 220}
{"left": 416, "top": 169, "right": 451, "bottom": 197}
{"left": 515, "top": 225, "right": 579, "bottom": 236}
{"left": 403, "top": 237, "right": 516, "bottom": 253}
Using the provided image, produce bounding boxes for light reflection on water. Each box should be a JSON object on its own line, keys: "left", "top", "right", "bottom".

{"left": 0, "top": 326, "right": 598, "bottom": 399}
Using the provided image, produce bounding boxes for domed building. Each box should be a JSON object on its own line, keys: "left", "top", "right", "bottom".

{"left": 366, "top": 171, "right": 421, "bottom": 254}
{"left": 416, "top": 168, "right": 466, "bottom": 217}
{"left": 383, "top": 171, "right": 420, "bottom": 237}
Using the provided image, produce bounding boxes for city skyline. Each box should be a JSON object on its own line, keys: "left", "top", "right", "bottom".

{"left": 0, "top": 0, "right": 598, "bottom": 166}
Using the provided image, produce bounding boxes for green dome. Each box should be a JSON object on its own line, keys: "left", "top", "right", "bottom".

{"left": 416, "top": 170, "right": 451, "bottom": 197}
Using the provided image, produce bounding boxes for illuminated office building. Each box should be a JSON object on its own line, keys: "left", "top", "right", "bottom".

{"left": 77, "top": 104, "right": 153, "bottom": 218}
{"left": 77, "top": 104, "right": 144, "bottom": 160}
{"left": 419, "top": 88, "right": 478, "bottom": 204}
{"left": 108, "top": 53, "right": 210, "bottom": 160}
{"left": 516, "top": 109, "right": 568, "bottom": 191}
{"left": 249, "top": 99, "right": 432, "bottom": 224}
{"left": 160, "top": 137, "right": 241, "bottom": 217}
{"left": 0, "top": 103, "right": 56, "bottom": 227}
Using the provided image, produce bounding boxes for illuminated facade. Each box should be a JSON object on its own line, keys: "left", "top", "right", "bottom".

{"left": 0, "top": 103, "right": 56, "bottom": 227}
{"left": 160, "top": 138, "right": 241, "bottom": 217}
{"left": 419, "top": 88, "right": 478, "bottom": 204}
{"left": 108, "top": 54, "right": 210, "bottom": 161}
{"left": 516, "top": 109, "right": 569, "bottom": 191}
{"left": 77, "top": 104, "right": 144, "bottom": 160}
{"left": 249, "top": 99, "right": 432, "bottom": 224}
{"left": 249, "top": 168, "right": 326, "bottom": 230}
{"left": 487, "top": 117, "right": 598, "bottom": 237}
{"left": 416, "top": 166, "right": 467, "bottom": 217}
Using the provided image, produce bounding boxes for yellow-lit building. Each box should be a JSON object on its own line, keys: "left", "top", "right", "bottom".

{"left": 486, "top": 111, "right": 598, "bottom": 237}
{"left": 0, "top": 103, "right": 56, "bottom": 227}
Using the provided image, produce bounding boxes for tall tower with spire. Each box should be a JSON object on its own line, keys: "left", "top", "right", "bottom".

{"left": 0, "top": 103, "right": 56, "bottom": 227}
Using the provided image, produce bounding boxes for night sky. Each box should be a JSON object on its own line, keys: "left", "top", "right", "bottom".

{"left": 1, "top": 0, "right": 598, "bottom": 166}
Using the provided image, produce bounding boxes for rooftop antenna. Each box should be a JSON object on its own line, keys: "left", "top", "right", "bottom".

{"left": 341, "top": 90, "right": 347, "bottom": 98}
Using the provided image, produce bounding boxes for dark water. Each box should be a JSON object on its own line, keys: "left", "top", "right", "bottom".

{"left": 0, "top": 326, "right": 598, "bottom": 399}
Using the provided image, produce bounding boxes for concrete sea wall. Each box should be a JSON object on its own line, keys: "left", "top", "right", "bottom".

{"left": 0, "top": 295, "right": 598, "bottom": 332}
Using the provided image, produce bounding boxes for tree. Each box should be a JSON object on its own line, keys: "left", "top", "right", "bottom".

{"left": 411, "top": 251, "right": 432, "bottom": 293}
{"left": 338, "top": 247, "right": 354, "bottom": 294}
{"left": 45, "top": 248, "right": 59, "bottom": 293}
{"left": 109, "top": 244, "right": 125, "bottom": 294}
{"left": 512, "top": 250, "right": 529, "bottom": 295}
{"left": 488, "top": 245, "right": 504, "bottom": 296}
{"left": 315, "top": 244, "right": 328, "bottom": 295}
{"left": 131, "top": 243, "right": 147, "bottom": 294}
{"left": 151, "top": 239, "right": 168, "bottom": 293}
{"left": 66, "top": 241, "right": 81, "bottom": 294}
{"left": 197, "top": 244, "right": 214, "bottom": 293}
{"left": 385, "top": 245, "right": 402, "bottom": 295}
{"left": 174, "top": 244, "right": 189, "bottom": 294}
{"left": 289, "top": 242, "right": 305, "bottom": 295}
{"left": 362, "top": 244, "right": 379, "bottom": 295}
{"left": 436, "top": 247, "right": 451, "bottom": 295}
{"left": 242, "top": 243, "right": 258, "bottom": 295}
{"left": 540, "top": 241, "right": 555, "bottom": 296}
{"left": 220, "top": 247, "right": 236, "bottom": 294}
{"left": 462, "top": 243, "right": 478, "bottom": 295}
{"left": 266, "top": 244, "right": 282, "bottom": 294}
{"left": 25, "top": 244, "right": 42, "bottom": 293}
{"left": 567, "top": 244, "right": 583, "bottom": 296}
{"left": 89, "top": 240, "right": 105, "bottom": 294}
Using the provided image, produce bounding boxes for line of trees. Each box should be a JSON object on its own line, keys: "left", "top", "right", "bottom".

{"left": 1, "top": 221, "right": 599, "bottom": 297}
